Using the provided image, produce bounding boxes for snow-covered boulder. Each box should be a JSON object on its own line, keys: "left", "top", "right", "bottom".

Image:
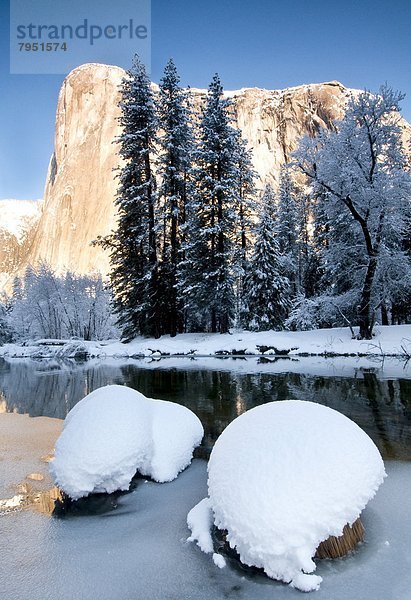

{"left": 50, "top": 385, "right": 204, "bottom": 499}
{"left": 187, "top": 400, "right": 386, "bottom": 592}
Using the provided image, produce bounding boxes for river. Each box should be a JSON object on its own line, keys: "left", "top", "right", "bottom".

{"left": 0, "top": 355, "right": 410, "bottom": 600}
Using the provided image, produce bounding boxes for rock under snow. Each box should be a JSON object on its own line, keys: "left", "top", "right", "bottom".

{"left": 187, "top": 400, "right": 386, "bottom": 592}
{"left": 50, "top": 384, "right": 203, "bottom": 499}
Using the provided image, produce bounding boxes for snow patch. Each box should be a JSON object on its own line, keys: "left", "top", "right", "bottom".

{"left": 212, "top": 553, "right": 226, "bottom": 568}
{"left": 187, "top": 497, "right": 214, "bottom": 554}
{"left": 2, "top": 325, "right": 410, "bottom": 360}
{"left": 188, "top": 400, "right": 385, "bottom": 592}
{"left": 50, "top": 385, "right": 203, "bottom": 499}
{"left": 290, "top": 572, "right": 322, "bottom": 593}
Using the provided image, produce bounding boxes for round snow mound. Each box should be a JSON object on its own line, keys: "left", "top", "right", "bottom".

{"left": 50, "top": 384, "right": 203, "bottom": 499}
{"left": 207, "top": 400, "right": 386, "bottom": 592}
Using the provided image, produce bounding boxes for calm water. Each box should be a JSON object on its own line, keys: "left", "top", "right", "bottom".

{"left": 1, "top": 356, "right": 410, "bottom": 460}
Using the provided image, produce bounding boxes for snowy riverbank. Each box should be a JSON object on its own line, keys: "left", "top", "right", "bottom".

{"left": 1, "top": 325, "right": 410, "bottom": 360}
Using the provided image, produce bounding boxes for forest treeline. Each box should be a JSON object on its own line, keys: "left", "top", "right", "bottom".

{"left": 1, "top": 57, "right": 410, "bottom": 343}
{"left": 103, "top": 57, "right": 411, "bottom": 341}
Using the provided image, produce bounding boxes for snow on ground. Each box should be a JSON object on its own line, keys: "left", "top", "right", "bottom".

{"left": 188, "top": 401, "right": 386, "bottom": 592}
{"left": 0, "top": 459, "right": 410, "bottom": 600}
{"left": 50, "top": 385, "right": 203, "bottom": 499}
{"left": 1, "top": 324, "right": 410, "bottom": 359}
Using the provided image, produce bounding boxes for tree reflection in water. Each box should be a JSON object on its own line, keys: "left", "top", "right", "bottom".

{"left": 1, "top": 357, "right": 410, "bottom": 460}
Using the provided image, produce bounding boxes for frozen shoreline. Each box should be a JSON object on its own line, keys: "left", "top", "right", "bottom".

{"left": 0, "top": 412, "right": 62, "bottom": 499}
{"left": 1, "top": 386, "right": 410, "bottom": 598}
{"left": 1, "top": 324, "right": 410, "bottom": 360}
{"left": 1, "top": 447, "right": 410, "bottom": 599}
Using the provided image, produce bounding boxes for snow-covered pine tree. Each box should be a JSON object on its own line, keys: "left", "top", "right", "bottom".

{"left": 157, "top": 59, "right": 193, "bottom": 337}
{"left": 295, "top": 85, "right": 411, "bottom": 338}
{"left": 179, "top": 74, "right": 249, "bottom": 334}
{"left": 298, "top": 189, "right": 327, "bottom": 300}
{"left": 306, "top": 188, "right": 330, "bottom": 298}
{"left": 275, "top": 165, "right": 300, "bottom": 295}
{"left": 314, "top": 188, "right": 364, "bottom": 326}
{"left": 0, "top": 296, "right": 12, "bottom": 344}
{"left": 232, "top": 133, "right": 258, "bottom": 326}
{"left": 243, "top": 184, "right": 291, "bottom": 331}
{"left": 108, "top": 55, "right": 160, "bottom": 340}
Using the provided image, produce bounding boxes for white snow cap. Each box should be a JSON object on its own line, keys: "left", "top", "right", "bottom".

{"left": 50, "top": 385, "right": 203, "bottom": 499}
{"left": 188, "top": 400, "right": 386, "bottom": 592}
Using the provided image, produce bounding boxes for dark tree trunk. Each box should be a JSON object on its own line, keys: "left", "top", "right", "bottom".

{"left": 216, "top": 160, "right": 229, "bottom": 334}
{"left": 217, "top": 189, "right": 228, "bottom": 334}
{"left": 381, "top": 303, "right": 389, "bottom": 326}
{"left": 211, "top": 308, "right": 217, "bottom": 333}
{"left": 168, "top": 177, "right": 178, "bottom": 338}
{"left": 341, "top": 196, "right": 382, "bottom": 340}
{"left": 151, "top": 266, "right": 161, "bottom": 339}
{"left": 358, "top": 256, "right": 377, "bottom": 339}
{"left": 145, "top": 148, "right": 159, "bottom": 338}
{"left": 220, "top": 313, "right": 229, "bottom": 335}
{"left": 146, "top": 161, "right": 156, "bottom": 268}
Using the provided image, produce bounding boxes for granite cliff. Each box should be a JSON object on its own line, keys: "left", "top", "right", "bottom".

{"left": 2, "top": 63, "right": 409, "bottom": 289}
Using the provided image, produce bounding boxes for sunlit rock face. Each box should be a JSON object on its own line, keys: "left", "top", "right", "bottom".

{"left": 220, "top": 81, "right": 348, "bottom": 187}
{"left": 0, "top": 199, "right": 41, "bottom": 291}
{"left": 24, "top": 64, "right": 124, "bottom": 281}
{"left": 2, "top": 63, "right": 410, "bottom": 288}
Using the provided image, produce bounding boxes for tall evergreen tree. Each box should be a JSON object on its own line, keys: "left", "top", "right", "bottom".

{"left": 0, "top": 296, "right": 12, "bottom": 344}
{"left": 299, "top": 188, "right": 329, "bottom": 300}
{"left": 180, "top": 74, "right": 251, "bottom": 333}
{"left": 298, "top": 190, "right": 326, "bottom": 299}
{"left": 232, "top": 134, "right": 258, "bottom": 326}
{"left": 275, "top": 165, "right": 300, "bottom": 294}
{"left": 107, "top": 55, "right": 159, "bottom": 340}
{"left": 157, "top": 59, "right": 193, "bottom": 336}
{"left": 243, "top": 184, "right": 291, "bottom": 330}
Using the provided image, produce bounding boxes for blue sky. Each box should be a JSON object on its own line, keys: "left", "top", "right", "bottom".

{"left": 1, "top": 0, "right": 410, "bottom": 199}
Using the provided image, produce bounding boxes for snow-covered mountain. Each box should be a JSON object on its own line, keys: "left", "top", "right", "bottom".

{"left": 0, "top": 199, "right": 41, "bottom": 292}
{"left": 0, "top": 200, "right": 40, "bottom": 242}
{"left": 1, "top": 63, "right": 410, "bottom": 291}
